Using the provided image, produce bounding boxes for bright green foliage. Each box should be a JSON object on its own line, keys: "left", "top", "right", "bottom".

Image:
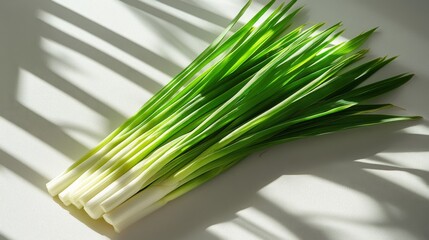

{"left": 46, "top": 0, "right": 420, "bottom": 232}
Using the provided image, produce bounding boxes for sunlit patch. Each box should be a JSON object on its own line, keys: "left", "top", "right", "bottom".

{"left": 236, "top": 207, "right": 299, "bottom": 240}
{"left": 401, "top": 124, "right": 429, "bottom": 135}
{"left": 259, "top": 175, "right": 386, "bottom": 221}
{"left": 16, "top": 68, "right": 107, "bottom": 148}
{"left": 47, "top": 0, "right": 203, "bottom": 68}
{"left": 207, "top": 207, "right": 300, "bottom": 240}
{"left": 38, "top": 10, "right": 166, "bottom": 111}
{"left": 370, "top": 151, "right": 429, "bottom": 170}
{"left": 207, "top": 220, "right": 262, "bottom": 240}
{"left": 141, "top": 0, "right": 223, "bottom": 33}
{"left": 40, "top": 36, "right": 152, "bottom": 116}
{"left": 364, "top": 165, "right": 429, "bottom": 200}
{"left": 186, "top": 0, "right": 260, "bottom": 24}
{"left": 308, "top": 217, "right": 417, "bottom": 240}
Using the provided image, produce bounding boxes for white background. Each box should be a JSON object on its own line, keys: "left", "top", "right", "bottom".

{"left": 1, "top": 0, "right": 428, "bottom": 239}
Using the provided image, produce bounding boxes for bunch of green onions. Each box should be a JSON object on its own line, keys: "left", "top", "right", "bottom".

{"left": 46, "top": 0, "right": 419, "bottom": 232}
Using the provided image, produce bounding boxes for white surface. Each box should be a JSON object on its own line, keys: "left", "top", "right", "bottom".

{"left": 1, "top": 0, "right": 428, "bottom": 240}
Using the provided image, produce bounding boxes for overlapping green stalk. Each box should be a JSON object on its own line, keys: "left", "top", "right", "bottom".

{"left": 46, "top": 0, "right": 419, "bottom": 232}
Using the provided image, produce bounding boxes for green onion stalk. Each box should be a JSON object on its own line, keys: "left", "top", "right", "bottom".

{"left": 46, "top": 0, "right": 420, "bottom": 232}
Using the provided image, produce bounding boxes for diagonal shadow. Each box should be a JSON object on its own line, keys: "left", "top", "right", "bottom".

{"left": 120, "top": 0, "right": 209, "bottom": 60}
{"left": 121, "top": 0, "right": 217, "bottom": 43}
{"left": 355, "top": 160, "right": 429, "bottom": 187}
{"left": 28, "top": 59, "right": 126, "bottom": 126}
{"left": 0, "top": 232, "right": 8, "bottom": 240}
{"left": 310, "top": 160, "right": 429, "bottom": 239}
{"left": 158, "top": 0, "right": 233, "bottom": 28}
{"left": 1, "top": 103, "right": 88, "bottom": 159}
{"left": 60, "top": 123, "right": 106, "bottom": 140}
{"left": 251, "top": 196, "right": 330, "bottom": 240}
{"left": 357, "top": 0, "right": 429, "bottom": 40}
{"left": 52, "top": 197, "right": 117, "bottom": 239}
{"left": 0, "top": 0, "right": 91, "bottom": 160}
{"left": 40, "top": 22, "right": 164, "bottom": 97}
{"left": 0, "top": 149, "right": 48, "bottom": 192}
{"left": 233, "top": 217, "right": 283, "bottom": 240}
{"left": 44, "top": 1, "right": 183, "bottom": 77}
